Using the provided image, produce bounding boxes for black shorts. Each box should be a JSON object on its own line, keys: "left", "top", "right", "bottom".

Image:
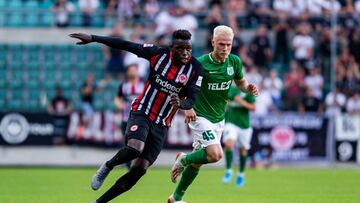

{"left": 125, "top": 111, "right": 168, "bottom": 164}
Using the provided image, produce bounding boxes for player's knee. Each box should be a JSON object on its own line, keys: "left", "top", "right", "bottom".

{"left": 224, "top": 139, "right": 234, "bottom": 150}
{"left": 207, "top": 151, "right": 223, "bottom": 163}
{"left": 240, "top": 148, "right": 247, "bottom": 156}
{"left": 127, "top": 139, "right": 145, "bottom": 154}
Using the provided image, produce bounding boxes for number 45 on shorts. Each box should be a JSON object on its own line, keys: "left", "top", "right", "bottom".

{"left": 202, "top": 130, "right": 215, "bottom": 141}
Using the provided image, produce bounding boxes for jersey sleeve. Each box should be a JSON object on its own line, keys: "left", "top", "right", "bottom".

{"left": 179, "top": 58, "right": 204, "bottom": 110}
{"left": 117, "top": 83, "right": 123, "bottom": 97}
{"left": 232, "top": 55, "right": 244, "bottom": 80}
{"left": 91, "top": 35, "right": 163, "bottom": 60}
{"left": 245, "top": 93, "right": 256, "bottom": 104}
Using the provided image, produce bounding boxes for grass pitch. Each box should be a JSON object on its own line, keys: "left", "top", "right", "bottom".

{"left": 0, "top": 167, "right": 359, "bottom": 203}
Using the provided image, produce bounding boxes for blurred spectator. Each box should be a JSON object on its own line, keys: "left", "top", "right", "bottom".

{"left": 107, "top": 0, "right": 139, "bottom": 21}
{"left": 123, "top": 24, "right": 150, "bottom": 81}
{"left": 298, "top": 87, "right": 322, "bottom": 114}
{"left": 246, "top": 66, "right": 263, "bottom": 87}
{"left": 349, "top": 27, "right": 360, "bottom": 65}
{"left": 47, "top": 86, "right": 72, "bottom": 115}
{"left": 346, "top": 91, "right": 360, "bottom": 115}
{"left": 307, "top": 0, "right": 324, "bottom": 16}
{"left": 250, "top": 0, "right": 272, "bottom": 26}
{"left": 79, "top": 0, "right": 99, "bottom": 27}
{"left": 171, "top": 5, "right": 198, "bottom": 41}
{"left": 249, "top": 24, "right": 272, "bottom": 73}
{"left": 179, "top": 0, "right": 206, "bottom": 13}
{"left": 335, "top": 48, "right": 360, "bottom": 94}
{"left": 318, "top": 26, "right": 332, "bottom": 81}
{"left": 273, "top": 0, "right": 293, "bottom": 16}
{"left": 263, "top": 69, "right": 283, "bottom": 110}
{"left": 115, "top": 64, "right": 144, "bottom": 135}
{"left": 289, "top": 0, "right": 306, "bottom": 18}
{"left": 226, "top": 0, "right": 247, "bottom": 16}
{"left": 228, "top": 15, "right": 244, "bottom": 56}
{"left": 103, "top": 22, "right": 125, "bottom": 81}
{"left": 204, "top": 0, "right": 223, "bottom": 51}
{"left": 144, "top": 0, "right": 160, "bottom": 21}
{"left": 80, "top": 72, "right": 105, "bottom": 124}
{"left": 325, "top": 86, "right": 346, "bottom": 116}
{"left": 52, "top": 0, "right": 75, "bottom": 28}
{"left": 155, "top": 34, "right": 170, "bottom": 47}
{"left": 356, "top": 0, "right": 360, "bottom": 13}
{"left": 283, "top": 61, "right": 304, "bottom": 111}
{"left": 154, "top": 8, "right": 173, "bottom": 37}
{"left": 273, "top": 12, "right": 290, "bottom": 65}
{"left": 304, "top": 67, "right": 324, "bottom": 99}
{"left": 254, "top": 83, "right": 274, "bottom": 115}
{"left": 292, "top": 23, "right": 315, "bottom": 71}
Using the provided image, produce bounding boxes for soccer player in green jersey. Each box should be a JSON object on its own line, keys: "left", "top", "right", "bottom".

{"left": 167, "top": 25, "right": 259, "bottom": 203}
{"left": 222, "top": 86, "right": 256, "bottom": 187}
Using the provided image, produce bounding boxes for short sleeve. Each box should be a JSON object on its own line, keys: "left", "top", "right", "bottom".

{"left": 232, "top": 55, "right": 244, "bottom": 80}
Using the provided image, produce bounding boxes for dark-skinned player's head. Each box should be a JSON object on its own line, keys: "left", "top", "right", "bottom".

{"left": 171, "top": 29, "right": 192, "bottom": 65}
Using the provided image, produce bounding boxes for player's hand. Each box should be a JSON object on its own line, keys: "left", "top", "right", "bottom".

{"left": 247, "top": 84, "right": 259, "bottom": 96}
{"left": 69, "top": 33, "right": 92, "bottom": 45}
{"left": 184, "top": 108, "right": 197, "bottom": 123}
{"left": 170, "top": 94, "right": 181, "bottom": 108}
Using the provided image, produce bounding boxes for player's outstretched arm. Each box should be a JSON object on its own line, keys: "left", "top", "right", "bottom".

{"left": 69, "top": 33, "right": 160, "bottom": 60}
{"left": 235, "top": 78, "right": 259, "bottom": 96}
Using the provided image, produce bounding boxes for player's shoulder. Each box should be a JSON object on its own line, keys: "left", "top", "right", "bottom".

{"left": 191, "top": 57, "right": 205, "bottom": 74}
{"left": 228, "top": 54, "right": 242, "bottom": 65}
{"left": 196, "top": 53, "right": 209, "bottom": 63}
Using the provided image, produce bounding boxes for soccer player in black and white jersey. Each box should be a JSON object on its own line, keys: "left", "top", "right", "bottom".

{"left": 70, "top": 30, "right": 204, "bottom": 203}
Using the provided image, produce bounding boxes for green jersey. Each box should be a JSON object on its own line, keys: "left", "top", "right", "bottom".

{"left": 226, "top": 86, "right": 256, "bottom": 129}
{"left": 194, "top": 53, "right": 244, "bottom": 123}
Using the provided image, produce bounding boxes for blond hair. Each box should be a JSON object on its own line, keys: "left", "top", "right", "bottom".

{"left": 213, "top": 25, "right": 234, "bottom": 39}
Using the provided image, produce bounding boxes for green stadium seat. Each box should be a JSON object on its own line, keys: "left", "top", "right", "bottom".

{"left": 39, "top": 12, "right": 53, "bottom": 27}
{"left": 0, "top": 88, "right": 5, "bottom": 100}
{"left": 69, "top": 14, "right": 82, "bottom": 27}
{"left": 24, "top": 0, "right": 39, "bottom": 8}
{"left": 24, "top": 13, "right": 39, "bottom": 27}
{"left": 8, "top": 70, "right": 23, "bottom": 88}
{"left": 40, "top": 0, "right": 53, "bottom": 8}
{"left": 94, "top": 99, "right": 105, "bottom": 111}
{"left": 8, "top": 99, "right": 22, "bottom": 110}
{"left": 0, "top": 12, "right": 5, "bottom": 26}
{"left": 0, "top": 69, "right": 6, "bottom": 88}
{"left": 0, "top": 0, "right": 6, "bottom": 8}
{"left": 8, "top": 0, "right": 22, "bottom": 8}
{"left": 7, "top": 12, "right": 24, "bottom": 27}
{"left": 26, "top": 70, "right": 41, "bottom": 88}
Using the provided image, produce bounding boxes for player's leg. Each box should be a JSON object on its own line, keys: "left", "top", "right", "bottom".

{"left": 222, "top": 123, "right": 238, "bottom": 183}
{"left": 94, "top": 158, "right": 150, "bottom": 203}
{"left": 168, "top": 163, "right": 201, "bottom": 203}
{"left": 91, "top": 112, "right": 149, "bottom": 190}
{"left": 236, "top": 128, "right": 253, "bottom": 187}
{"left": 120, "top": 121, "right": 131, "bottom": 169}
{"left": 94, "top": 123, "right": 167, "bottom": 203}
{"left": 171, "top": 118, "right": 224, "bottom": 182}
{"left": 169, "top": 118, "right": 224, "bottom": 202}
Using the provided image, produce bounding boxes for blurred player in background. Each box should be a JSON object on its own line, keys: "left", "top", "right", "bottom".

{"left": 114, "top": 64, "right": 144, "bottom": 169}
{"left": 222, "top": 86, "right": 256, "bottom": 187}
{"left": 70, "top": 29, "right": 204, "bottom": 203}
{"left": 168, "top": 25, "right": 259, "bottom": 203}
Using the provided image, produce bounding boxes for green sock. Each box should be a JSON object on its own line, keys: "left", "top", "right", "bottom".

{"left": 239, "top": 154, "right": 248, "bottom": 173}
{"left": 181, "top": 148, "right": 208, "bottom": 166}
{"left": 173, "top": 165, "right": 199, "bottom": 201}
{"left": 225, "top": 149, "right": 233, "bottom": 170}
